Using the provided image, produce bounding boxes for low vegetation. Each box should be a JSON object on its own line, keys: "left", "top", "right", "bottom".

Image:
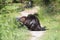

{"left": 0, "top": 0, "right": 60, "bottom": 40}
{"left": 38, "top": 6, "right": 60, "bottom": 40}
{"left": 0, "top": 3, "right": 31, "bottom": 40}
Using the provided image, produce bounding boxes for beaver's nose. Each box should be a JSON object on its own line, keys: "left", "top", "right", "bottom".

{"left": 16, "top": 17, "right": 20, "bottom": 21}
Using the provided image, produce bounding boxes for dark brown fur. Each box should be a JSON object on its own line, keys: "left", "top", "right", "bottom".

{"left": 19, "top": 14, "right": 42, "bottom": 31}
{"left": 18, "top": 15, "right": 45, "bottom": 31}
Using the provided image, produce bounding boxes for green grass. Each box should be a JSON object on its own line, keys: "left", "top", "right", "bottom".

{"left": 0, "top": 3, "right": 31, "bottom": 40}
{"left": 38, "top": 7, "right": 60, "bottom": 40}
{"left": 39, "top": 31, "right": 60, "bottom": 40}
{"left": 0, "top": 13, "right": 31, "bottom": 40}
{"left": 0, "top": 3, "right": 60, "bottom": 40}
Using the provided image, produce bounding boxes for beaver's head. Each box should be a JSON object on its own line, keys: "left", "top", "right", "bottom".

{"left": 19, "top": 16, "right": 27, "bottom": 23}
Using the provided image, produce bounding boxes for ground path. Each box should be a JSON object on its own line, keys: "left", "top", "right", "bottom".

{"left": 17, "top": 6, "right": 40, "bottom": 17}
{"left": 29, "top": 31, "right": 46, "bottom": 40}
